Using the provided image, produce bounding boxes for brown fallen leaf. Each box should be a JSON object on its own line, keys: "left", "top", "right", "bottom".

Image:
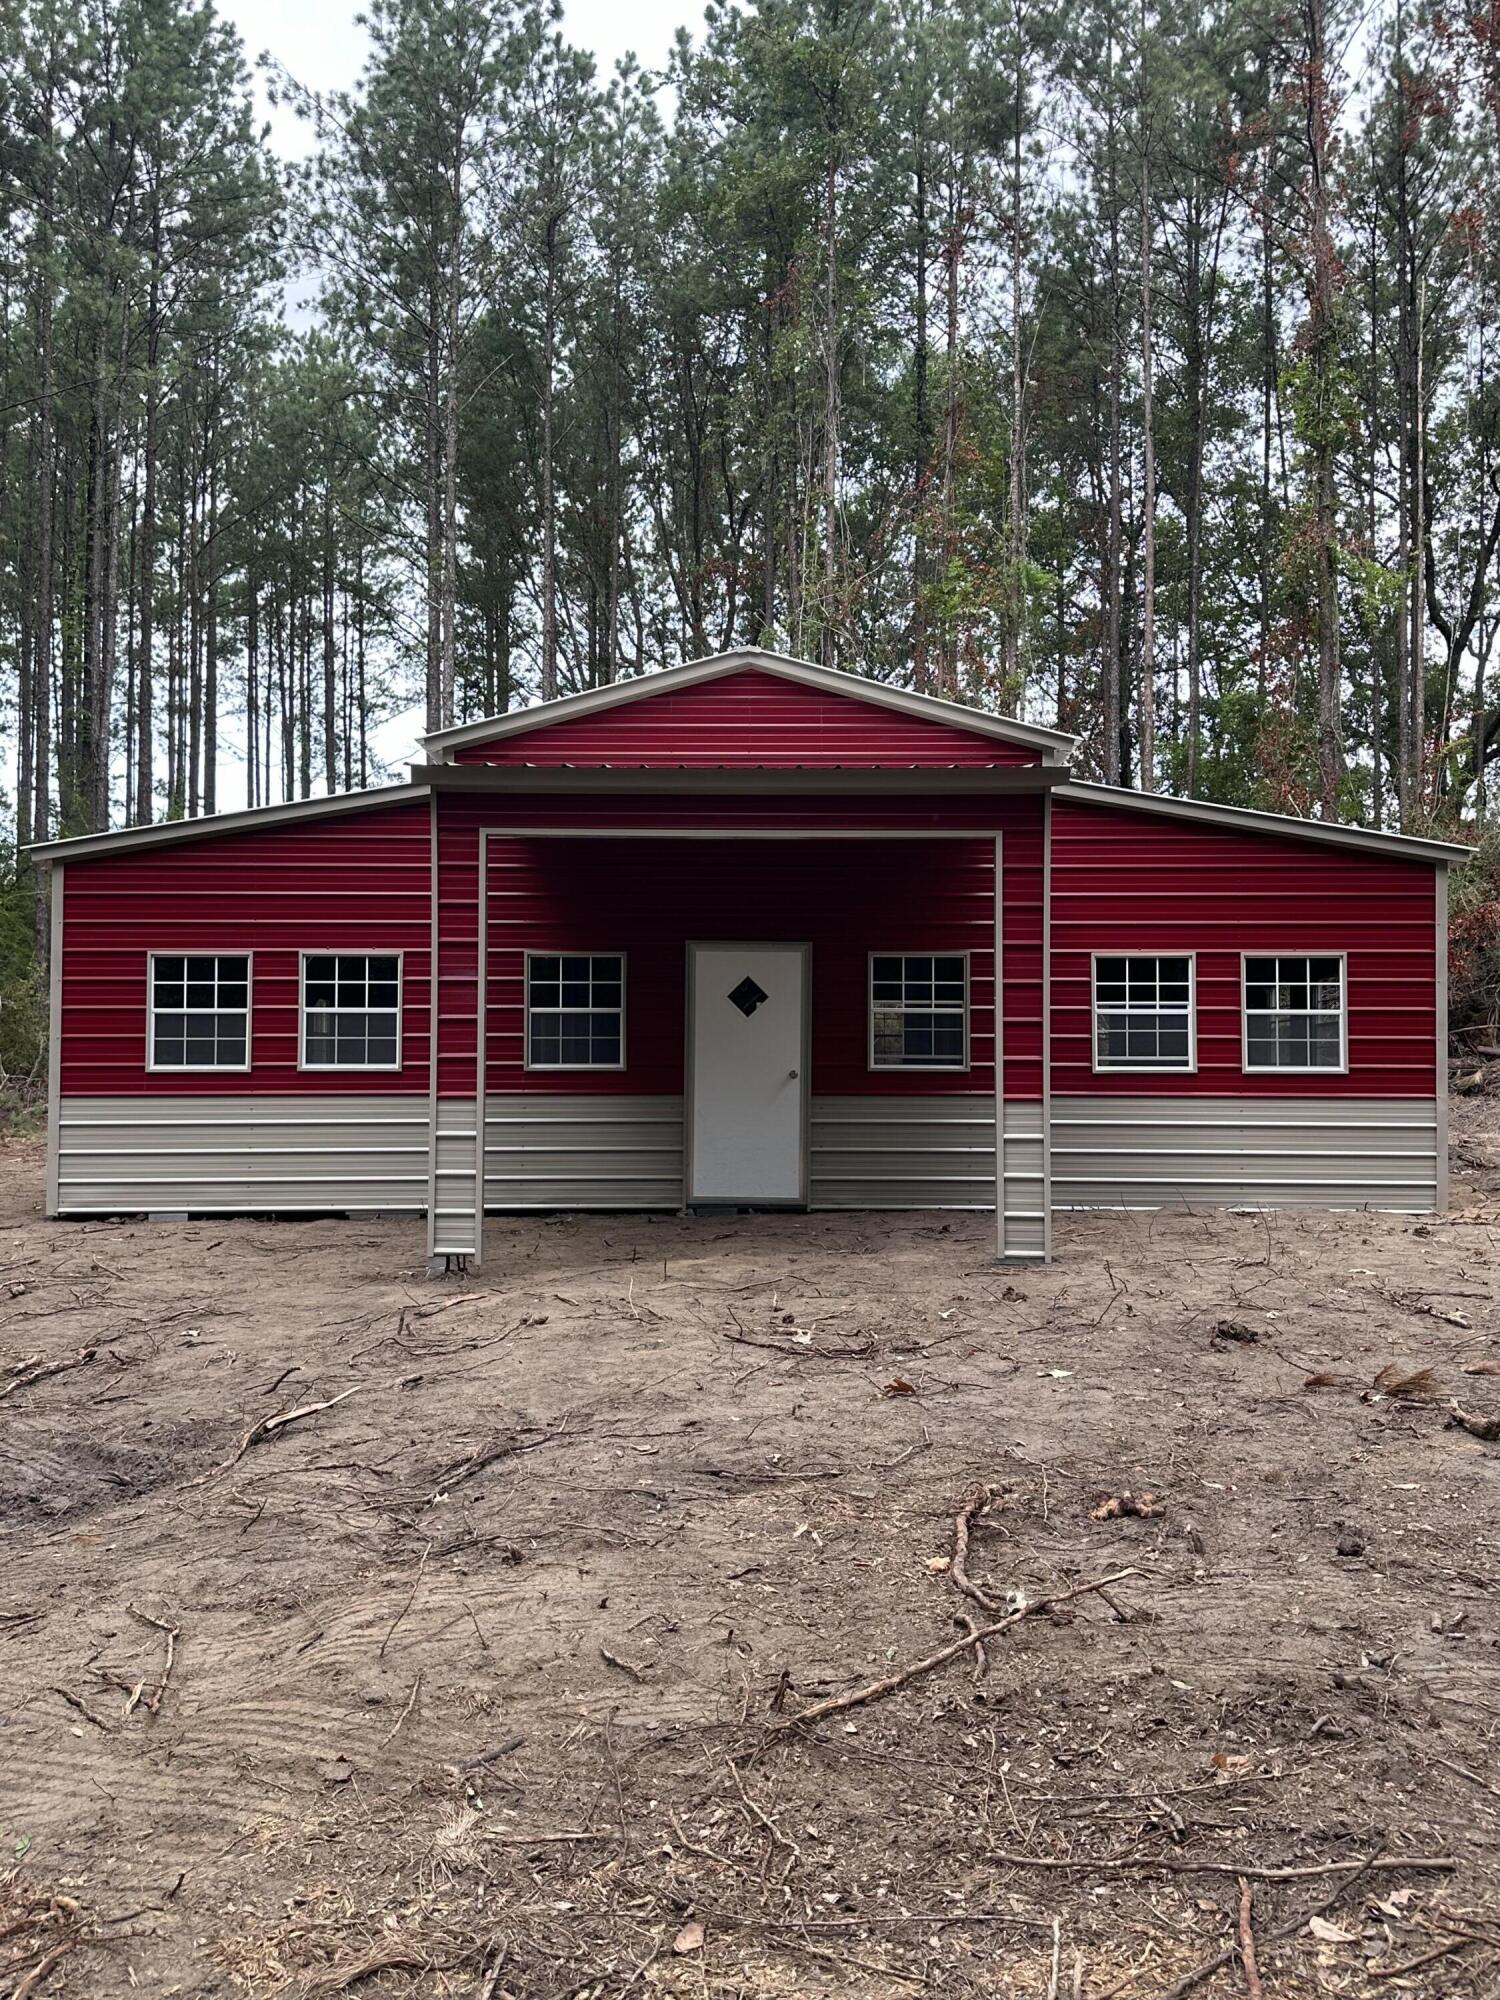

{"left": 1304, "top": 1371, "right": 1353, "bottom": 1390}
{"left": 1447, "top": 1403, "right": 1500, "bottom": 1442}
{"left": 1210, "top": 1750, "right": 1251, "bottom": 1776}
{"left": 1462, "top": 1359, "right": 1500, "bottom": 1377}
{"left": 882, "top": 1376, "right": 916, "bottom": 1397}
{"left": 1308, "top": 1916, "right": 1357, "bottom": 1945}
{"left": 1373, "top": 1363, "right": 1440, "bottom": 1399}
{"left": 1090, "top": 1489, "right": 1162, "bottom": 1521}
{"left": 673, "top": 1921, "right": 705, "bottom": 1955}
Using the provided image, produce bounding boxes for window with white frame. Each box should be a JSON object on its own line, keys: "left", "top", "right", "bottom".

{"left": 870, "top": 953, "right": 968, "bottom": 1069}
{"left": 1093, "top": 955, "right": 1195, "bottom": 1071}
{"left": 526, "top": 953, "right": 625, "bottom": 1068}
{"left": 149, "top": 954, "right": 251, "bottom": 1070}
{"left": 1243, "top": 955, "right": 1346, "bottom": 1070}
{"left": 302, "top": 954, "right": 402, "bottom": 1069}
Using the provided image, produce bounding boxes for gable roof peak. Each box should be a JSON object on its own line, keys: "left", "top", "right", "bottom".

{"left": 418, "top": 649, "right": 1078, "bottom": 763}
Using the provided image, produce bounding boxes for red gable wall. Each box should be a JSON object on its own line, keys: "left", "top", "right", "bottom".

{"left": 1050, "top": 797, "right": 1439, "bottom": 1097}
{"left": 451, "top": 667, "right": 1041, "bottom": 768}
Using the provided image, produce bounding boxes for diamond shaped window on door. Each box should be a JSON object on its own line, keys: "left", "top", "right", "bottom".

{"left": 728, "top": 975, "right": 769, "bottom": 1018}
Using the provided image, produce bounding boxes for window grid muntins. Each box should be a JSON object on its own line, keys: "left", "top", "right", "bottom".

{"left": 527, "top": 953, "right": 624, "bottom": 1068}
{"left": 870, "top": 953, "right": 968, "bottom": 1069}
{"left": 1244, "top": 954, "right": 1345, "bottom": 1070}
{"left": 1094, "top": 955, "right": 1194, "bottom": 1071}
{"left": 303, "top": 954, "right": 402, "bottom": 1069}
{"left": 150, "top": 954, "right": 250, "bottom": 1070}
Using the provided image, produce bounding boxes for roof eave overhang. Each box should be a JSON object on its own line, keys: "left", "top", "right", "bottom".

{"left": 412, "top": 763, "right": 1066, "bottom": 795}
{"left": 27, "top": 780, "right": 422, "bottom": 865}
{"left": 1059, "top": 781, "right": 1470, "bottom": 864}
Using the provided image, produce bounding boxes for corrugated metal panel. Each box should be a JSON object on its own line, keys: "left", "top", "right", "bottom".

{"left": 807, "top": 1096, "right": 1043, "bottom": 1254}
{"left": 54, "top": 1094, "right": 429, "bottom": 1215}
{"left": 432, "top": 1098, "right": 479, "bottom": 1253}
{"left": 485, "top": 1094, "right": 683, "bottom": 1208}
{"left": 453, "top": 666, "right": 1041, "bottom": 768}
{"left": 60, "top": 801, "right": 432, "bottom": 1099}
{"left": 810, "top": 1095, "right": 997, "bottom": 1206}
{"left": 1051, "top": 1094, "right": 1440, "bottom": 1211}
{"left": 1050, "top": 797, "right": 1438, "bottom": 1100}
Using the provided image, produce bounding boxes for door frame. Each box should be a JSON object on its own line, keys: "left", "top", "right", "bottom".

{"left": 684, "top": 939, "right": 811, "bottom": 1207}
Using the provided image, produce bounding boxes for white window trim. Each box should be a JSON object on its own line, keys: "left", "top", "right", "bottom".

{"left": 146, "top": 950, "right": 254, "bottom": 1074}
{"left": 867, "top": 949, "right": 971, "bottom": 1074}
{"left": 1241, "top": 951, "right": 1349, "bottom": 1075}
{"left": 523, "top": 950, "right": 628, "bottom": 1072}
{"left": 1091, "top": 951, "right": 1198, "bottom": 1075}
{"left": 298, "top": 950, "right": 405, "bottom": 1073}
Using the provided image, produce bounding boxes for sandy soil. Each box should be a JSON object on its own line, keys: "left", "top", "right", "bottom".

{"left": 2, "top": 1110, "right": 1500, "bottom": 1999}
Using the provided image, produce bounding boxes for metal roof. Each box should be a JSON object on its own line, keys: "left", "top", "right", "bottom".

{"left": 28, "top": 781, "right": 421, "bottom": 864}
{"left": 1059, "top": 781, "right": 1468, "bottom": 864}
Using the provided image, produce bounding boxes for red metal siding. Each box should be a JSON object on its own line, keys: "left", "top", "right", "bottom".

{"left": 60, "top": 801, "right": 431, "bottom": 1096}
{"left": 452, "top": 667, "right": 1041, "bottom": 768}
{"left": 435, "top": 793, "right": 1044, "bottom": 1100}
{"left": 1050, "top": 798, "right": 1438, "bottom": 1097}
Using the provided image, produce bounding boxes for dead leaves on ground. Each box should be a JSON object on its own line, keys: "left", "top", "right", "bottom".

{"left": 1090, "top": 1489, "right": 1163, "bottom": 1522}
{"left": 1447, "top": 1403, "right": 1500, "bottom": 1442}
{"left": 1300, "top": 1359, "right": 1500, "bottom": 1445}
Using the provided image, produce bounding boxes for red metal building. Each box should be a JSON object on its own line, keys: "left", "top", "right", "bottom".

{"left": 34, "top": 651, "right": 1462, "bottom": 1268}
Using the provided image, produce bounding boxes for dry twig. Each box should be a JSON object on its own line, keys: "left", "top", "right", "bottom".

{"left": 1237, "top": 1877, "right": 1263, "bottom": 2000}
{"left": 776, "top": 1569, "right": 1141, "bottom": 1730}
{"left": 125, "top": 1603, "right": 180, "bottom": 1715}
{"left": 0, "top": 1346, "right": 95, "bottom": 1402}
{"left": 193, "top": 1385, "right": 362, "bottom": 1483}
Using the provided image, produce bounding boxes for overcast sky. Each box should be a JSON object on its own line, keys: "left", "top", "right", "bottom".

{"left": 219, "top": 0, "right": 690, "bottom": 160}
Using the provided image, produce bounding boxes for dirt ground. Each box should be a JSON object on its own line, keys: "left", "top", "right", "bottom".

{"left": 3, "top": 1109, "right": 1500, "bottom": 2000}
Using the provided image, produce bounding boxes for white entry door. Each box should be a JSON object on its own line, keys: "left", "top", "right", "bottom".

{"left": 688, "top": 944, "right": 808, "bottom": 1204}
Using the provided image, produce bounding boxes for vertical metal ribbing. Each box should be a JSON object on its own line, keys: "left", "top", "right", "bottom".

{"left": 45, "top": 863, "right": 64, "bottom": 1220}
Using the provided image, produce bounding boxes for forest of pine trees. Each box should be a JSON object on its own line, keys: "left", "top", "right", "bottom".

{"left": 5, "top": 0, "right": 1500, "bottom": 1060}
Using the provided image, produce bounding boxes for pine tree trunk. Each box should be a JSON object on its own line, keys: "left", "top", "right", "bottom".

{"left": 1137, "top": 42, "right": 1157, "bottom": 794}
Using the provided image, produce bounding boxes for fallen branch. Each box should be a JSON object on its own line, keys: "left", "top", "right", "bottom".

{"left": 1370, "top": 1936, "right": 1477, "bottom": 1980}
{"left": 125, "top": 1604, "right": 180, "bottom": 1715}
{"left": 0, "top": 1346, "right": 96, "bottom": 1402}
{"left": 1237, "top": 1878, "right": 1263, "bottom": 2000}
{"left": 1160, "top": 1853, "right": 1387, "bottom": 2000}
{"left": 12, "top": 1936, "right": 82, "bottom": 1999}
{"left": 986, "top": 1851, "right": 1456, "bottom": 1884}
{"left": 379, "top": 1672, "right": 422, "bottom": 1748}
{"left": 193, "top": 1385, "right": 362, "bottom": 1483}
{"left": 427, "top": 1419, "right": 567, "bottom": 1502}
{"left": 951, "top": 1484, "right": 1006, "bottom": 1616}
{"left": 51, "top": 1685, "right": 111, "bottom": 1732}
{"left": 775, "top": 1569, "right": 1141, "bottom": 1730}
{"left": 379, "top": 1541, "right": 431, "bottom": 1658}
